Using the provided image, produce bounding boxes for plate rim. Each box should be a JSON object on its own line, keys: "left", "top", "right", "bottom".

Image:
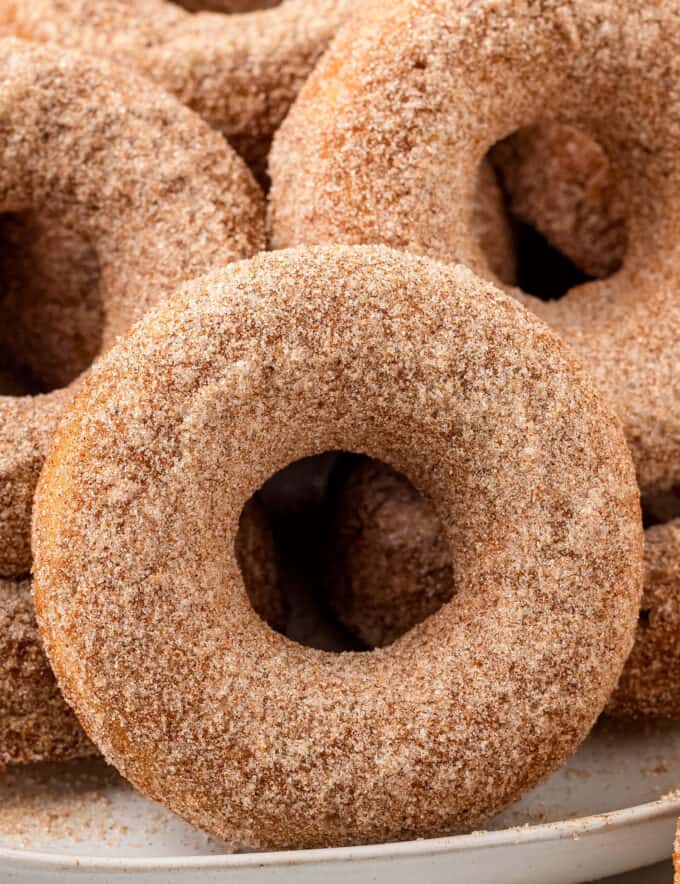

{"left": 2, "top": 793, "right": 680, "bottom": 872}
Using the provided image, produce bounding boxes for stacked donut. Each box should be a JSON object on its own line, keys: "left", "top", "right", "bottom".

{"left": 0, "top": 0, "right": 677, "bottom": 854}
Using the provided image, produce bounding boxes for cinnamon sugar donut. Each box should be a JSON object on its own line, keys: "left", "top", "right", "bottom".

{"left": 326, "top": 459, "right": 680, "bottom": 718}
{"left": 0, "top": 577, "right": 94, "bottom": 767}
{"left": 33, "top": 245, "right": 642, "bottom": 848}
{"left": 269, "top": 0, "right": 680, "bottom": 493}
{"left": 608, "top": 518, "right": 680, "bottom": 718}
{"left": 0, "top": 38, "right": 264, "bottom": 576}
{"left": 4, "top": 0, "right": 355, "bottom": 175}
{"left": 1, "top": 498, "right": 280, "bottom": 767}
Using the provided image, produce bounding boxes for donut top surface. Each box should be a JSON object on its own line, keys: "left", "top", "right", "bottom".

{"left": 33, "top": 246, "right": 643, "bottom": 849}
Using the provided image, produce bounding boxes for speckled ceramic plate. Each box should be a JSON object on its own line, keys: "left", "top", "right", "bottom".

{"left": 1, "top": 718, "right": 679, "bottom": 883}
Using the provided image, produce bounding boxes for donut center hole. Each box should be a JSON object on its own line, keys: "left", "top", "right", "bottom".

{"left": 238, "top": 453, "right": 455, "bottom": 652}
{"left": 485, "top": 123, "right": 628, "bottom": 301}
{"left": 0, "top": 213, "right": 103, "bottom": 396}
{"left": 642, "top": 487, "right": 680, "bottom": 529}
{"left": 171, "top": 0, "right": 280, "bottom": 12}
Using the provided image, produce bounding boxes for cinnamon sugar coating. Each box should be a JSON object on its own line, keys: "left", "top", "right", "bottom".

{"left": 0, "top": 498, "right": 279, "bottom": 767}
{"left": 4, "top": 0, "right": 355, "bottom": 174}
{"left": 269, "top": 0, "right": 680, "bottom": 493}
{"left": 327, "top": 459, "right": 680, "bottom": 718}
{"left": 0, "top": 577, "right": 94, "bottom": 767}
{"left": 608, "top": 518, "right": 680, "bottom": 718}
{"left": 490, "top": 123, "right": 627, "bottom": 279}
{"left": 0, "top": 39, "right": 264, "bottom": 576}
{"left": 33, "top": 246, "right": 642, "bottom": 849}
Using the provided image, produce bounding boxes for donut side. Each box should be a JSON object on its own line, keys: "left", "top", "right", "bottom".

{"left": 607, "top": 519, "right": 680, "bottom": 718}
{"left": 324, "top": 457, "right": 454, "bottom": 648}
{"left": 0, "top": 577, "right": 95, "bottom": 767}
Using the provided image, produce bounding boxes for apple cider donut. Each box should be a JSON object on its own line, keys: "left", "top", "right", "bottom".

{"left": 326, "top": 459, "right": 680, "bottom": 718}
{"left": 5, "top": 0, "right": 355, "bottom": 175}
{"left": 608, "top": 518, "right": 680, "bottom": 718}
{"left": 0, "top": 576, "right": 95, "bottom": 767}
{"left": 0, "top": 497, "right": 280, "bottom": 767}
{"left": 33, "top": 246, "right": 642, "bottom": 849}
{"left": 0, "top": 38, "right": 264, "bottom": 576}
{"left": 269, "top": 0, "right": 680, "bottom": 493}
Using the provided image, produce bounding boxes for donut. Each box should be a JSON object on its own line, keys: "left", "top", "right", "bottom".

{"left": 0, "top": 38, "right": 264, "bottom": 576}
{"left": 4, "top": 0, "right": 355, "bottom": 177}
{"left": 608, "top": 518, "right": 680, "bottom": 718}
{"left": 489, "top": 123, "right": 627, "bottom": 280}
{"left": 0, "top": 576, "right": 95, "bottom": 767}
{"left": 33, "top": 245, "right": 642, "bottom": 848}
{"left": 325, "top": 458, "right": 680, "bottom": 718}
{"left": 269, "top": 0, "right": 680, "bottom": 494}
{"left": 0, "top": 497, "right": 280, "bottom": 767}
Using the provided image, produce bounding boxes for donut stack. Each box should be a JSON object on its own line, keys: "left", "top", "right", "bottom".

{"left": 0, "top": 0, "right": 677, "bottom": 854}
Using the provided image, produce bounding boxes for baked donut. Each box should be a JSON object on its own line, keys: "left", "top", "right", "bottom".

{"left": 269, "top": 0, "right": 680, "bottom": 494}
{"left": 326, "top": 458, "right": 680, "bottom": 718}
{"left": 33, "top": 245, "right": 642, "bottom": 849}
{"left": 0, "top": 576, "right": 95, "bottom": 767}
{"left": 608, "top": 518, "right": 680, "bottom": 718}
{"left": 0, "top": 497, "right": 280, "bottom": 767}
{"left": 489, "top": 123, "right": 627, "bottom": 280}
{"left": 4, "top": 0, "right": 355, "bottom": 176}
{"left": 0, "top": 38, "right": 264, "bottom": 576}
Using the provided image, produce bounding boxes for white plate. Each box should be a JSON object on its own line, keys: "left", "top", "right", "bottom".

{"left": 1, "top": 718, "right": 679, "bottom": 883}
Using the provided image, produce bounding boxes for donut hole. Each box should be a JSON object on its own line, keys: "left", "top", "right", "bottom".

{"left": 172, "top": 0, "right": 280, "bottom": 12}
{"left": 240, "top": 452, "right": 456, "bottom": 652}
{"left": 248, "top": 453, "right": 366, "bottom": 652}
{"left": 322, "top": 455, "right": 455, "bottom": 650}
{"left": 0, "top": 212, "right": 103, "bottom": 396}
{"left": 486, "top": 123, "right": 629, "bottom": 301}
{"left": 641, "top": 487, "right": 680, "bottom": 529}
